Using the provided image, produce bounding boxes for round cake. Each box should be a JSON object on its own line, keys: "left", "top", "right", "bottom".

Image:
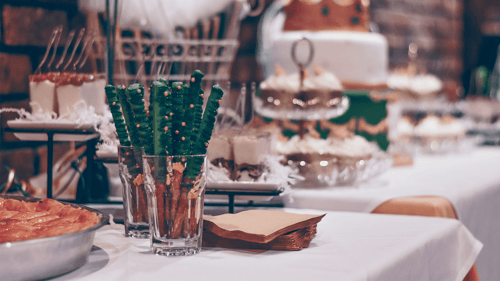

{"left": 258, "top": 0, "right": 388, "bottom": 90}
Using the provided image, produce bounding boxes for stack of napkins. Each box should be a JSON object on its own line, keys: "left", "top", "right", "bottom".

{"left": 202, "top": 210, "right": 325, "bottom": 251}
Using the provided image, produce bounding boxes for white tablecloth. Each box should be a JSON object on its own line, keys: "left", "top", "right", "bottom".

{"left": 285, "top": 147, "right": 500, "bottom": 281}
{"left": 54, "top": 209, "right": 481, "bottom": 281}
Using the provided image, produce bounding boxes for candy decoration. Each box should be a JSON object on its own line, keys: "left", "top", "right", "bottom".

{"left": 104, "top": 85, "right": 131, "bottom": 146}
{"left": 126, "top": 84, "right": 154, "bottom": 155}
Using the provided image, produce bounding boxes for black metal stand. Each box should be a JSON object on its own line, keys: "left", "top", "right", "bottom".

{"left": 47, "top": 132, "right": 54, "bottom": 199}
{"left": 205, "top": 189, "right": 283, "bottom": 213}
{"left": 4, "top": 127, "right": 100, "bottom": 200}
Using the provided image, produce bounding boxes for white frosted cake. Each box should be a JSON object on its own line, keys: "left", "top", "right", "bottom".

{"left": 56, "top": 73, "right": 106, "bottom": 117}
{"left": 30, "top": 80, "right": 55, "bottom": 114}
{"left": 29, "top": 72, "right": 106, "bottom": 117}
{"left": 387, "top": 73, "right": 443, "bottom": 98}
{"left": 258, "top": 0, "right": 388, "bottom": 89}
{"left": 29, "top": 73, "right": 59, "bottom": 114}
{"left": 207, "top": 133, "right": 271, "bottom": 181}
{"left": 207, "top": 134, "right": 233, "bottom": 170}
{"left": 413, "top": 115, "right": 465, "bottom": 139}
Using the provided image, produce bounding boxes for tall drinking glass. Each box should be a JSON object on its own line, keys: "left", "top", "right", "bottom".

{"left": 118, "top": 146, "right": 149, "bottom": 238}
{"left": 143, "top": 154, "right": 207, "bottom": 256}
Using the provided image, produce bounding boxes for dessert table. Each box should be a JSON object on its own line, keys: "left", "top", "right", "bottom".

{"left": 53, "top": 209, "right": 481, "bottom": 281}
{"left": 285, "top": 147, "right": 500, "bottom": 281}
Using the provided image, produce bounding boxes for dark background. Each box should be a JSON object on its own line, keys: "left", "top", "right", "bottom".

{"left": 1, "top": 0, "right": 500, "bottom": 184}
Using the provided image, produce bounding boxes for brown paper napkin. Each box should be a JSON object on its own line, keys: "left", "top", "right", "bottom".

{"left": 203, "top": 210, "right": 325, "bottom": 245}
{"left": 203, "top": 225, "right": 318, "bottom": 251}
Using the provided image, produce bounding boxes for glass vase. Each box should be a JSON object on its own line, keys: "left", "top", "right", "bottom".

{"left": 118, "top": 146, "right": 149, "bottom": 238}
{"left": 142, "top": 154, "right": 207, "bottom": 256}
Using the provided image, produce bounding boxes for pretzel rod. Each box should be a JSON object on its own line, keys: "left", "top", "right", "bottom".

{"left": 164, "top": 186, "right": 171, "bottom": 223}
{"left": 105, "top": 85, "right": 131, "bottom": 146}
{"left": 171, "top": 82, "right": 185, "bottom": 156}
{"left": 131, "top": 182, "right": 140, "bottom": 222}
{"left": 182, "top": 213, "right": 190, "bottom": 238}
{"left": 155, "top": 183, "right": 166, "bottom": 236}
{"left": 126, "top": 84, "right": 154, "bottom": 155}
{"left": 169, "top": 162, "right": 185, "bottom": 225}
{"left": 137, "top": 182, "right": 148, "bottom": 223}
{"left": 133, "top": 174, "right": 147, "bottom": 223}
{"left": 179, "top": 84, "right": 192, "bottom": 155}
{"left": 187, "top": 71, "right": 205, "bottom": 152}
{"left": 117, "top": 85, "right": 141, "bottom": 148}
{"left": 171, "top": 187, "right": 188, "bottom": 238}
{"left": 151, "top": 81, "right": 172, "bottom": 156}
{"left": 188, "top": 197, "right": 198, "bottom": 237}
{"left": 185, "top": 85, "right": 224, "bottom": 181}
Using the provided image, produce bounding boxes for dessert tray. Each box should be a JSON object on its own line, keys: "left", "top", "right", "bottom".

{"left": 394, "top": 136, "right": 480, "bottom": 155}
{"left": 389, "top": 99, "right": 480, "bottom": 154}
{"left": 289, "top": 151, "right": 393, "bottom": 188}
{"left": 253, "top": 94, "right": 350, "bottom": 120}
{"left": 0, "top": 195, "right": 108, "bottom": 281}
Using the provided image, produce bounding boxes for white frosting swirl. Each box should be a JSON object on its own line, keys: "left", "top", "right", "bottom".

{"left": 409, "top": 74, "right": 443, "bottom": 95}
{"left": 260, "top": 73, "right": 301, "bottom": 93}
{"left": 397, "top": 119, "right": 414, "bottom": 136}
{"left": 276, "top": 135, "right": 375, "bottom": 157}
{"left": 388, "top": 73, "right": 443, "bottom": 95}
{"left": 303, "top": 72, "right": 344, "bottom": 92}
{"left": 413, "top": 116, "right": 465, "bottom": 137}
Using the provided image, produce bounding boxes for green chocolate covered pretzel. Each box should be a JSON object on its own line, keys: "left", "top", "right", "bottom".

{"left": 185, "top": 85, "right": 224, "bottom": 180}
{"left": 151, "top": 80, "right": 173, "bottom": 156}
{"left": 117, "top": 85, "right": 141, "bottom": 148}
{"left": 104, "top": 85, "right": 131, "bottom": 146}
{"left": 170, "top": 82, "right": 185, "bottom": 156}
{"left": 126, "top": 84, "right": 154, "bottom": 155}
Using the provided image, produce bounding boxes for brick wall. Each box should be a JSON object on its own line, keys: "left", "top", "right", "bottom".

{"left": 0, "top": 0, "right": 80, "bottom": 184}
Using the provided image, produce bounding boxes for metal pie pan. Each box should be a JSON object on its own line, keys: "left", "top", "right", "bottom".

{"left": 0, "top": 195, "right": 108, "bottom": 281}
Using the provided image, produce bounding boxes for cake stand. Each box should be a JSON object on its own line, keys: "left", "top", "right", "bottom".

{"left": 254, "top": 37, "right": 350, "bottom": 127}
